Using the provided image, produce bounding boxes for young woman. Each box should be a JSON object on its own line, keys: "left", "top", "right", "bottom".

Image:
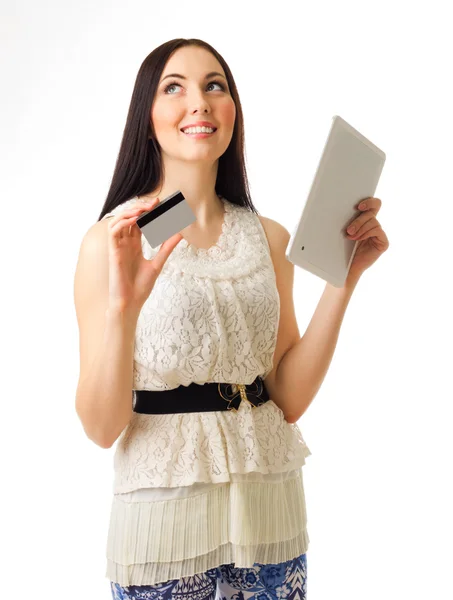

{"left": 74, "top": 38, "right": 389, "bottom": 600}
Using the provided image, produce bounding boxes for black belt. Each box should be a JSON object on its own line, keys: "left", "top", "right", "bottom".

{"left": 134, "top": 376, "right": 270, "bottom": 414}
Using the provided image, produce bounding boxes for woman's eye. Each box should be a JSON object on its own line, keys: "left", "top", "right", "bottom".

{"left": 164, "top": 83, "right": 182, "bottom": 94}
{"left": 164, "top": 80, "right": 225, "bottom": 94}
{"left": 206, "top": 81, "right": 225, "bottom": 91}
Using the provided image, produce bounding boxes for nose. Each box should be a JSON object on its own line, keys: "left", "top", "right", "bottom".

{"left": 189, "top": 91, "right": 211, "bottom": 115}
{"left": 192, "top": 104, "right": 209, "bottom": 115}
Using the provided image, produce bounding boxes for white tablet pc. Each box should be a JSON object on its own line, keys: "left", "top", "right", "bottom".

{"left": 286, "top": 115, "right": 386, "bottom": 287}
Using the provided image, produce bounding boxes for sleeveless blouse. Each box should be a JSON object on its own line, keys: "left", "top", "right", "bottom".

{"left": 100, "top": 196, "right": 311, "bottom": 586}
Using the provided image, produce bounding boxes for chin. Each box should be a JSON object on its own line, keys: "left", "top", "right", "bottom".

{"left": 181, "top": 148, "right": 225, "bottom": 163}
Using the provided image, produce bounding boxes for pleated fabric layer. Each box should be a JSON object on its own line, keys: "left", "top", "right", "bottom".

{"left": 106, "top": 469, "right": 309, "bottom": 587}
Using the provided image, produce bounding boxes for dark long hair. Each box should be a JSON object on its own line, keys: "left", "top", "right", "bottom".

{"left": 97, "top": 38, "right": 258, "bottom": 222}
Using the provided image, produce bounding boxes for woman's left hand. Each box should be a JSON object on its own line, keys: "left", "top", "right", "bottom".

{"left": 345, "top": 197, "right": 390, "bottom": 285}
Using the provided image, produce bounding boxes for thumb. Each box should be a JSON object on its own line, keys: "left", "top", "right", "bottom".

{"left": 150, "top": 233, "right": 184, "bottom": 274}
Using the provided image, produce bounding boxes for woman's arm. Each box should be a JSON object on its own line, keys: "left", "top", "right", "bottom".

{"left": 275, "top": 278, "right": 359, "bottom": 422}
{"left": 259, "top": 215, "right": 360, "bottom": 423}
{"left": 74, "top": 222, "right": 139, "bottom": 448}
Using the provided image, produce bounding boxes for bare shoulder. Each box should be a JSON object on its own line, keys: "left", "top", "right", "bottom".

{"left": 79, "top": 218, "right": 110, "bottom": 251}
{"left": 257, "top": 215, "right": 291, "bottom": 250}
{"left": 74, "top": 219, "right": 110, "bottom": 318}
{"left": 256, "top": 214, "right": 295, "bottom": 310}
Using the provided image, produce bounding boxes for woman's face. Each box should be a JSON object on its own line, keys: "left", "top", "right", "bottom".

{"left": 151, "top": 46, "right": 236, "bottom": 164}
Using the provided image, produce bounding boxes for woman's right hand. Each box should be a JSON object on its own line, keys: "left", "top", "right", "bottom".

{"left": 107, "top": 197, "right": 183, "bottom": 314}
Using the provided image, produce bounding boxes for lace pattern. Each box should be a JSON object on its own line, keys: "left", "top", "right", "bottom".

{"left": 104, "top": 198, "right": 280, "bottom": 390}
{"left": 102, "top": 197, "right": 311, "bottom": 495}
{"left": 104, "top": 197, "right": 275, "bottom": 279}
{"left": 112, "top": 400, "right": 311, "bottom": 493}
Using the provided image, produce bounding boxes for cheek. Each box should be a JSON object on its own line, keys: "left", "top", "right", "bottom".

{"left": 151, "top": 102, "right": 181, "bottom": 132}
{"left": 219, "top": 100, "right": 236, "bottom": 128}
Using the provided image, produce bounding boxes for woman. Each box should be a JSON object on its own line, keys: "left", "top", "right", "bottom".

{"left": 74, "top": 38, "right": 389, "bottom": 600}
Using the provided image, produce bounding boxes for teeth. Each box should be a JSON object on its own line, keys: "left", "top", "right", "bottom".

{"left": 183, "top": 126, "right": 215, "bottom": 134}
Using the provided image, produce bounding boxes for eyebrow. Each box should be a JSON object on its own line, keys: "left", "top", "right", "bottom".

{"left": 160, "top": 71, "right": 227, "bottom": 83}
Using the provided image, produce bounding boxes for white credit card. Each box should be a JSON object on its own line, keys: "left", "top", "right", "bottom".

{"left": 136, "top": 190, "right": 196, "bottom": 248}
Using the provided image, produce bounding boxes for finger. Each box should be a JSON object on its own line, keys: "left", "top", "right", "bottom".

{"left": 353, "top": 223, "right": 386, "bottom": 244}
{"left": 109, "top": 213, "right": 144, "bottom": 240}
{"left": 347, "top": 214, "right": 377, "bottom": 236}
{"left": 108, "top": 203, "right": 156, "bottom": 239}
{"left": 358, "top": 197, "right": 382, "bottom": 214}
{"left": 148, "top": 233, "right": 184, "bottom": 274}
{"left": 129, "top": 199, "right": 161, "bottom": 237}
{"left": 356, "top": 226, "right": 390, "bottom": 251}
{"left": 348, "top": 218, "right": 381, "bottom": 239}
{"left": 108, "top": 202, "right": 155, "bottom": 225}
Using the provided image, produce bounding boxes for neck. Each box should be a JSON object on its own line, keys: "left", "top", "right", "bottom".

{"left": 139, "top": 157, "right": 224, "bottom": 228}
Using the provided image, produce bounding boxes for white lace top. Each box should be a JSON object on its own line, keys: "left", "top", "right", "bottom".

{"left": 100, "top": 196, "right": 311, "bottom": 586}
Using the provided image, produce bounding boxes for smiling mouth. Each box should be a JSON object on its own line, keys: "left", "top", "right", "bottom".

{"left": 180, "top": 127, "right": 218, "bottom": 135}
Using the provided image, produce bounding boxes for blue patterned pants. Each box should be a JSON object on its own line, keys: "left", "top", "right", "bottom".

{"left": 110, "top": 553, "right": 307, "bottom": 600}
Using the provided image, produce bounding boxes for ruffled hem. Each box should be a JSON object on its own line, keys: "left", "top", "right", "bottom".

{"left": 107, "top": 531, "right": 309, "bottom": 587}
{"left": 106, "top": 470, "right": 309, "bottom": 587}
{"left": 112, "top": 400, "right": 312, "bottom": 493}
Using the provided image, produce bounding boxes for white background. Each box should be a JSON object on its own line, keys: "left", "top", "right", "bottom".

{"left": 2, "top": 1, "right": 452, "bottom": 598}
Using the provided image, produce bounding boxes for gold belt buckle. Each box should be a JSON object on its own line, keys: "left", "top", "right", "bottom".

{"left": 217, "top": 382, "right": 257, "bottom": 412}
{"left": 237, "top": 384, "right": 250, "bottom": 407}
